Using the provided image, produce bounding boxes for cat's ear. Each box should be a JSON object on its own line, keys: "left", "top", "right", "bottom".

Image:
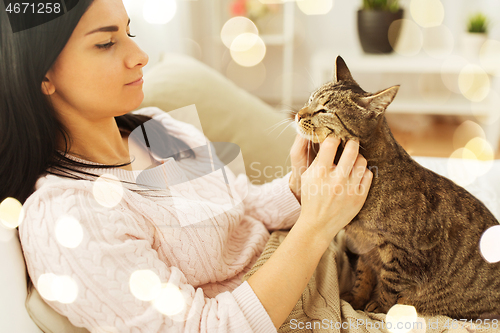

{"left": 334, "top": 56, "right": 356, "bottom": 83}
{"left": 357, "top": 85, "right": 400, "bottom": 116}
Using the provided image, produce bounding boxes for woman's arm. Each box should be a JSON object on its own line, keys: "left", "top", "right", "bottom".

{"left": 248, "top": 137, "right": 372, "bottom": 328}
{"left": 19, "top": 186, "right": 273, "bottom": 333}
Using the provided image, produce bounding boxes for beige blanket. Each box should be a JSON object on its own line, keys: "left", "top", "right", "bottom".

{"left": 243, "top": 230, "right": 498, "bottom": 333}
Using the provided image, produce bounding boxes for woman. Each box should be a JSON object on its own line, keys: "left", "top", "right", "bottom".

{"left": 0, "top": 0, "right": 372, "bottom": 331}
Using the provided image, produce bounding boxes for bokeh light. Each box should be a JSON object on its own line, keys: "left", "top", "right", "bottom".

{"left": 38, "top": 273, "right": 59, "bottom": 301}
{"left": 452, "top": 120, "right": 485, "bottom": 150}
{"left": 55, "top": 215, "right": 84, "bottom": 249}
{"left": 390, "top": 19, "right": 423, "bottom": 56}
{"left": 0, "top": 197, "right": 24, "bottom": 229}
{"left": 422, "top": 25, "right": 454, "bottom": 59}
{"left": 447, "top": 147, "right": 484, "bottom": 187}
{"left": 226, "top": 60, "right": 266, "bottom": 91}
{"left": 480, "top": 225, "right": 500, "bottom": 263}
{"left": 464, "top": 137, "right": 494, "bottom": 176}
{"left": 385, "top": 304, "right": 418, "bottom": 333}
{"left": 230, "top": 33, "right": 266, "bottom": 67}
{"left": 38, "top": 273, "right": 78, "bottom": 304}
{"left": 458, "top": 64, "right": 490, "bottom": 102}
{"left": 181, "top": 38, "right": 203, "bottom": 60}
{"left": 465, "top": 137, "right": 494, "bottom": 162}
{"left": 296, "top": 0, "right": 334, "bottom": 15}
{"left": 143, "top": 0, "right": 177, "bottom": 25}
{"left": 221, "top": 17, "right": 259, "bottom": 49}
{"left": 440, "top": 55, "right": 468, "bottom": 94}
{"left": 152, "top": 283, "right": 186, "bottom": 316}
{"left": 472, "top": 91, "right": 500, "bottom": 125}
{"left": 479, "top": 39, "right": 500, "bottom": 77}
{"left": 129, "top": 270, "right": 162, "bottom": 301}
{"left": 92, "top": 174, "right": 124, "bottom": 208}
{"left": 410, "top": 0, "right": 444, "bottom": 28}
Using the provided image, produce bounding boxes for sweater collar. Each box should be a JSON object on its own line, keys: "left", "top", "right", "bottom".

{"left": 55, "top": 150, "right": 188, "bottom": 190}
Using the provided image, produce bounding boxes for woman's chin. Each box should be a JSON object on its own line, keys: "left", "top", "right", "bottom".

{"left": 125, "top": 93, "right": 145, "bottom": 112}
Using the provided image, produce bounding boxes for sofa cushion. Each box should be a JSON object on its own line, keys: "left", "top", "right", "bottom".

{"left": 139, "top": 52, "right": 296, "bottom": 184}
{"left": 0, "top": 226, "right": 43, "bottom": 332}
{"left": 26, "top": 282, "right": 89, "bottom": 333}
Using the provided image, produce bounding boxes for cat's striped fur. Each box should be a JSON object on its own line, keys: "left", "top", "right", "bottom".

{"left": 294, "top": 56, "right": 500, "bottom": 319}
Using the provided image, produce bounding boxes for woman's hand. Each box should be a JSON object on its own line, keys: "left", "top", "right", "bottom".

{"left": 248, "top": 136, "right": 373, "bottom": 329}
{"left": 298, "top": 136, "right": 373, "bottom": 241}
{"left": 289, "top": 134, "right": 319, "bottom": 203}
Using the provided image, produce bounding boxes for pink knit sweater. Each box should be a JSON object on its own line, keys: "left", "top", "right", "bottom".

{"left": 19, "top": 107, "right": 302, "bottom": 333}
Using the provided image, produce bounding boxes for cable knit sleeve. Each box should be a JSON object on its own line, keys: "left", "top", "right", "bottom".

{"left": 19, "top": 185, "right": 276, "bottom": 333}
{"left": 231, "top": 172, "right": 301, "bottom": 231}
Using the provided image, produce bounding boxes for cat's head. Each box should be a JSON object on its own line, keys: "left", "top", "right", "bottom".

{"left": 295, "top": 56, "right": 399, "bottom": 144}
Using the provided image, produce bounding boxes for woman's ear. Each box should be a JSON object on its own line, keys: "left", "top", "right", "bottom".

{"left": 41, "top": 76, "right": 56, "bottom": 95}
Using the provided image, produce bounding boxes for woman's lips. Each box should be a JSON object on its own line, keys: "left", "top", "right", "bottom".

{"left": 126, "top": 77, "right": 143, "bottom": 86}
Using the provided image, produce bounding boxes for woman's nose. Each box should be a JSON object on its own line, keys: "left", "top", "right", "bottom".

{"left": 126, "top": 41, "right": 149, "bottom": 69}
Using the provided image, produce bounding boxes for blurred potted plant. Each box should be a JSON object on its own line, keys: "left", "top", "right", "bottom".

{"left": 462, "top": 13, "right": 488, "bottom": 59}
{"left": 357, "top": 0, "right": 404, "bottom": 54}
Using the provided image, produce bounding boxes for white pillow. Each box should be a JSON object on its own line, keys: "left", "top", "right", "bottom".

{"left": 0, "top": 227, "right": 43, "bottom": 332}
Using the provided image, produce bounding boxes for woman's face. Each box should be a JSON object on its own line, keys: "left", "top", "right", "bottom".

{"left": 43, "top": 0, "right": 148, "bottom": 120}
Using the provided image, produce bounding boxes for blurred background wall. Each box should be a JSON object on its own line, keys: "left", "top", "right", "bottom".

{"left": 123, "top": 0, "right": 500, "bottom": 160}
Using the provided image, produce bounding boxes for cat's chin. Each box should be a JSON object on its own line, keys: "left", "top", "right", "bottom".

{"left": 299, "top": 132, "right": 339, "bottom": 144}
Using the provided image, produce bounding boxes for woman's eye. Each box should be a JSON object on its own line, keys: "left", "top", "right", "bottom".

{"left": 96, "top": 41, "right": 115, "bottom": 49}
{"left": 96, "top": 33, "right": 135, "bottom": 49}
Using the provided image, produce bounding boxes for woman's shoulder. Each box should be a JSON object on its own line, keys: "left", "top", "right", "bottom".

{"left": 23, "top": 174, "right": 96, "bottom": 212}
{"left": 20, "top": 173, "right": 134, "bottom": 234}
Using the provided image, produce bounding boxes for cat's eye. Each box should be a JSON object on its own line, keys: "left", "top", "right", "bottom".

{"left": 313, "top": 109, "right": 327, "bottom": 116}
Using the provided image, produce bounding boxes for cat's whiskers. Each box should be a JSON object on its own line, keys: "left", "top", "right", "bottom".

{"left": 304, "top": 67, "right": 318, "bottom": 91}
{"left": 275, "top": 120, "right": 295, "bottom": 139}
{"left": 275, "top": 108, "right": 297, "bottom": 120}
{"left": 306, "top": 139, "right": 311, "bottom": 167}
{"left": 266, "top": 118, "right": 292, "bottom": 133}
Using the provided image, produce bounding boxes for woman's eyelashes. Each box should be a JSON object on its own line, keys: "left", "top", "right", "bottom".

{"left": 96, "top": 33, "right": 136, "bottom": 50}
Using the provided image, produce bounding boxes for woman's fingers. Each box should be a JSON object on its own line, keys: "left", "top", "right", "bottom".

{"left": 313, "top": 135, "right": 341, "bottom": 170}
{"left": 349, "top": 154, "right": 368, "bottom": 186}
{"left": 291, "top": 135, "right": 313, "bottom": 167}
{"left": 336, "top": 140, "right": 359, "bottom": 178}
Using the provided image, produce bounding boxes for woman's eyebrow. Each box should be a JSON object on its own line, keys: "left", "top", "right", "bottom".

{"left": 85, "top": 18, "right": 131, "bottom": 36}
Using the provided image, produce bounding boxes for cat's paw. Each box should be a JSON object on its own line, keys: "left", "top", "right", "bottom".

{"left": 365, "top": 300, "right": 382, "bottom": 313}
{"left": 340, "top": 291, "right": 354, "bottom": 303}
{"left": 341, "top": 292, "right": 369, "bottom": 310}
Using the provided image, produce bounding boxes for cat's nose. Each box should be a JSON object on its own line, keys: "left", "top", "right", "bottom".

{"left": 296, "top": 107, "right": 308, "bottom": 122}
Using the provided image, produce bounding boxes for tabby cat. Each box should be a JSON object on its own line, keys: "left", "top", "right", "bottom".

{"left": 294, "top": 56, "right": 500, "bottom": 319}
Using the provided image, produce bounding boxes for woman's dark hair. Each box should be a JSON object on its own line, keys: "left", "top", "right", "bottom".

{"left": 0, "top": 0, "right": 194, "bottom": 205}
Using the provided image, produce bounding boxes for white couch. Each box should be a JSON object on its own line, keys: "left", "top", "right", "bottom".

{"left": 2, "top": 53, "right": 499, "bottom": 332}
